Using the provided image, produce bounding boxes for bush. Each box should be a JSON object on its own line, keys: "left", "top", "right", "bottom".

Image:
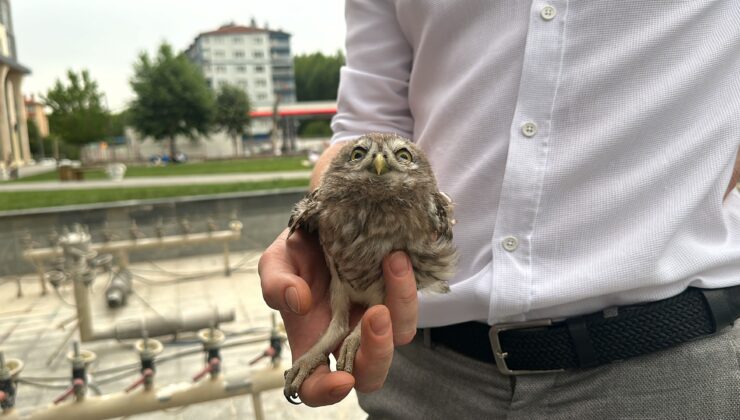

{"left": 299, "top": 120, "right": 332, "bottom": 138}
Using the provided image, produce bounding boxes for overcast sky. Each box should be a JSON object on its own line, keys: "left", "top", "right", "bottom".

{"left": 13, "top": 0, "right": 346, "bottom": 111}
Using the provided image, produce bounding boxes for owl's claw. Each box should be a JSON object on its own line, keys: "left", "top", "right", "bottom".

{"left": 283, "top": 353, "right": 328, "bottom": 404}
{"left": 285, "top": 391, "right": 302, "bottom": 405}
{"left": 336, "top": 333, "right": 361, "bottom": 374}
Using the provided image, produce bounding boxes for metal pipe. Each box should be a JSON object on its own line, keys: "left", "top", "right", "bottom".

{"left": 54, "top": 229, "right": 236, "bottom": 343}
{"left": 92, "top": 307, "right": 235, "bottom": 341}
{"left": 223, "top": 243, "right": 231, "bottom": 277}
{"left": 72, "top": 268, "right": 94, "bottom": 343}
{"left": 2, "top": 366, "right": 284, "bottom": 420}
{"left": 105, "top": 270, "right": 132, "bottom": 308}
{"left": 23, "top": 229, "right": 242, "bottom": 262}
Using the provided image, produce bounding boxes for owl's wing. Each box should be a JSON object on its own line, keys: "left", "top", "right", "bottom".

{"left": 288, "top": 189, "right": 321, "bottom": 238}
{"left": 430, "top": 191, "right": 455, "bottom": 241}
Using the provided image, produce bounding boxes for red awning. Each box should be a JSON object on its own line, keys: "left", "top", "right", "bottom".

{"left": 250, "top": 106, "right": 337, "bottom": 118}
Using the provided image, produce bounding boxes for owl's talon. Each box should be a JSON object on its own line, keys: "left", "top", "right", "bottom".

{"left": 283, "top": 353, "right": 327, "bottom": 404}
{"left": 285, "top": 391, "right": 302, "bottom": 405}
{"left": 336, "top": 334, "right": 361, "bottom": 374}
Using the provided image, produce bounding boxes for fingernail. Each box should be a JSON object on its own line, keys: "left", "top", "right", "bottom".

{"left": 284, "top": 287, "right": 300, "bottom": 314}
{"left": 388, "top": 252, "right": 409, "bottom": 277}
{"left": 370, "top": 312, "right": 391, "bottom": 336}
{"left": 330, "top": 383, "right": 353, "bottom": 398}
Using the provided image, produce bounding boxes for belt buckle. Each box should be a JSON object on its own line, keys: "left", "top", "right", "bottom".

{"left": 489, "top": 318, "right": 565, "bottom": 376}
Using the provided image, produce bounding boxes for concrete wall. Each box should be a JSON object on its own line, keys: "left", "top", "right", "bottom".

{"left": 0, "top": 189, "right": 307, "bottom": 277}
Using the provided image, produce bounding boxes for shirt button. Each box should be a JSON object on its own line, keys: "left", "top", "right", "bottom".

{"left": 502, "top": 236, "right": 519, "bottom": 252}
{"left": 541, "top": 5, "right": 557, "bottom": 21}
{"left": 521, "top": 121, "right": 538, "bottom": 137}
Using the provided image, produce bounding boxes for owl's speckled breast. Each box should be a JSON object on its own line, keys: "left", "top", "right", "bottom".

{"left": 319, "top": 195, "right": 430, "bottom": 291}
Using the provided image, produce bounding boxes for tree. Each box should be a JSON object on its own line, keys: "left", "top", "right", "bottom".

{"left": 214, "top": 84, "right": 251, "bottom": 157}
{"left": 27, "top": 120, "right": 43, "bottom": 158}
{"left": 129, "top": 43, "right": 214, "bottom": 159}
{"left": 108, "top": 109, "right": 131, "bottom": 139}
{"left": 44, "top": 69, "right": 110, "bottom": 146}
{"left": 293, "top": 51, "right": 344, "bottom": 138}
{"left": 293, "top": 51, "right": 344, "bottom": 101}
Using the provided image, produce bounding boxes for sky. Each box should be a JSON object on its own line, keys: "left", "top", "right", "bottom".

{"left": 12, "top": 0, "right": 346, "bottom": 112}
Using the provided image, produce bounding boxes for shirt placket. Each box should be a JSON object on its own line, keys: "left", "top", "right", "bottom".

{"left": 490, "top": 0, "right": 567, "bottom": 323}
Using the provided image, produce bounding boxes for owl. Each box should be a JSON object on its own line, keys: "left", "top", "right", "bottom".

{"left": 283, "top": 133, "right": 456, "bottom": 403}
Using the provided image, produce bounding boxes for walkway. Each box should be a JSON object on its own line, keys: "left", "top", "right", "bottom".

{"left": 0, "top": 171, "right": 312, "bottom": 192}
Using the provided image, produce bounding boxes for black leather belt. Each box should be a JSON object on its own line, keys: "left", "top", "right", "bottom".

{"left": 423, "top": 286, "right": 740, "bottom": 375}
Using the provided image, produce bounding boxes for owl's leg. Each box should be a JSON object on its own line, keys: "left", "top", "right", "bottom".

{"left": 336, "top": 322, "right": 361, "bottom": 373}
{"left": 283, "top": 255, "right": 351, "bottom": 403}
{"left": 336, "top": 285, "right": 384, "bottom": 374}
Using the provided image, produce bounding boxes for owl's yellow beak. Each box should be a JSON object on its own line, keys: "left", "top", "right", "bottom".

{"left": 373, "top": 154, "right": 388, "bottom": 175}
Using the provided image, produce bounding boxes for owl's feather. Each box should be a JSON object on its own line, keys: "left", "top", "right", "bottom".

{"left": 283, "top": 133, "right": 456, "bottom": 403}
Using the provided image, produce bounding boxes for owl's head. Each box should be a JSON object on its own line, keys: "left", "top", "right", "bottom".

{"left": 324, "top": 133, "right": 435, "bottom": 195}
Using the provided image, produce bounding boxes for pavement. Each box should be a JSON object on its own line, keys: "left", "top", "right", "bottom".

{"left": 0, "top": 251, "right": 365, "bottom": 420}
{"left": 0, "top": 171, "right": 312, "bottom": 192}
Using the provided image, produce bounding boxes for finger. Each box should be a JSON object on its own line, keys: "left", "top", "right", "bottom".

{"left": 353, "top": 305, "right": 395, "bottom": 393}
{"left": 258, "top": 232, "right": 312, "bottom": 314}
{"left": 383, "top": 251, "right": 418, "bottom": 345}
{"left": 298, "top": 365, "right": 355, "bottom": 407}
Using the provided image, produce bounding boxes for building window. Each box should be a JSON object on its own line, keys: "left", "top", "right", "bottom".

{"left": 218, "top": 80, "right": 228, "bottom": 87}
{"left": 214, "top": 37, "right": 224, "bottom": 44}
{"left": 234, "top": 51, "right": 245, "bottom": 58}
{"left": 236, "top": 65, "right": 246, "bottom": 73}
{"left": 257, "top": 93, "right": 268, "bottom": 101}
{"left": 214, "top": 50, "right": 225, "bottom": 58}
{"left": 202, "top": 37, "right": 210, "bottom": 44}
{"left": 238, "top": 80, "right": 248, "bottom": 88}
{"left": 256, "top": 79, "right": 267, "bottom": 87}
{"left": 253, "top": 51, "right": 264, "bottom": 59}
{"left": 215, "top": 66, "right": 226, "bottom": 73}
{"left": 253, "top": 37, "right": 263, "bottom": 44}
{"left": 255, "top": 65, "right": 264, "bottom": 73}
{"left": 232, "top": 36, "right": 243, "bottom": 43}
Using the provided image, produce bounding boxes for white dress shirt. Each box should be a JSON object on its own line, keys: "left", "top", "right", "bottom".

{"left": 331, "top": 0, "right": 740, "bottom": 327}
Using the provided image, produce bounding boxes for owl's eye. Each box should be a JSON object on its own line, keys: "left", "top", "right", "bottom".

{"left": 350, "top": 147, "right": 367, "bottom": 161}
{"left": 395, "top": 148, "right": 413, "bottom": 162}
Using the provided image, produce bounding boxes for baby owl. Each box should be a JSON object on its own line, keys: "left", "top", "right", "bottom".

{"left": 283, "top": 133, "right": 456, "bottom": 403}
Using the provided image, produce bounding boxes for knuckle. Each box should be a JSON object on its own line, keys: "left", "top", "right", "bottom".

{"left": 285, "top": 232, "right": 306, "bottom": 253}
{"left": 356, "top": 380, "right": 385, "bottom": 394}
{"left": 393, "top": 329, "right": 416, "bottom": 346}
{"left": 394, "top": 289, "right": 418, "bottom": 306}
{"left": 368, "top": 344, "right": 395, "bottom": 361}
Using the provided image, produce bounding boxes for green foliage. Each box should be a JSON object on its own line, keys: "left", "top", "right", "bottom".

{"left": 44, "top": 69, "right": 110, "bottom": 145}
{"left": 129, "top": 42, "right": 215, "bottom": 157}
{"left": 214, "top": 84, "right": 251, "bottom": 156}
{"left": 108, "top": 109, "right": 131, "bottom": 138}
{"left": 27, "top": 120, "right": 42, "bottom": 157}
{"left": 40, "top": 133, "right": 80, "bottom": 160}
{"left": 299, "top": 120, "right": 332, "bottom": 138}
{"left": 293, "top": 51, "right": 344, "bottom": 101}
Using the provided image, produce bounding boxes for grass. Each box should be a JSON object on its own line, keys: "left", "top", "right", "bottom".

{"left": 0, "top": 179, "right": 309, "bottom": 212}
{"left": 15, "top": 156, "right": 309, "bottom": 182}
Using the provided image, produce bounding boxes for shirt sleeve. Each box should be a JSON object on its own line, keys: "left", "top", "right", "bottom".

{"left": 330, "top": 0, "right": 414, "bottom": 144}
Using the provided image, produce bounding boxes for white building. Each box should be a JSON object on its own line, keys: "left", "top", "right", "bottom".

{"left": 185, "top": 22, "right": 296, "bottom": 140}
{"left": 0, "top": 0, "right": 32, "bottom": 175}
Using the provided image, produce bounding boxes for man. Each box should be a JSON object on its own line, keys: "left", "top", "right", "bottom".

{"left": 260, "top": 1, "right": 740, "bottom": 417}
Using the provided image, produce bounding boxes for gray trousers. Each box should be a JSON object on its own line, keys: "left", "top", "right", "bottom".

{"left": 358, "top": 323, "right": 740, "bottom": 419}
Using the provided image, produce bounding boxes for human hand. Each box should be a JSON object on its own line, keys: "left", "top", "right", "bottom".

{"left": 725, "top": 148, "right": 740, "bottom": 200}
{"left": 258, "top": 228, "right": 418, "bottom": 406}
